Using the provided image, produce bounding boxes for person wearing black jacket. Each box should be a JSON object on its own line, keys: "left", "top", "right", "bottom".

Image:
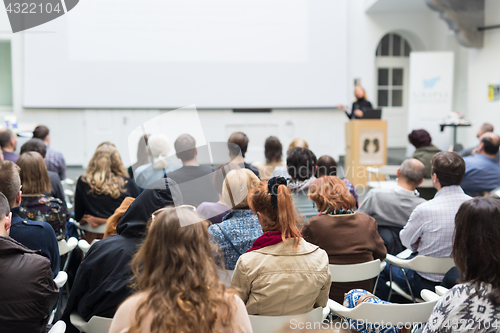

{"left": 61, "top": 178, "right": 179, "bottom": 333}
{"left": 337, "top": 85, "right": 373, "bottom": 119}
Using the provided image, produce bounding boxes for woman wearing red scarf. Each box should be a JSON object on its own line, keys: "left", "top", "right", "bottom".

{"left": 231, "top": 177, "right": 331, "bottom": 316}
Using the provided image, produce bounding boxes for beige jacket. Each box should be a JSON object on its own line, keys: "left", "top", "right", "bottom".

{"left": 231, "top": 238, "right": 331, "bottom": 316}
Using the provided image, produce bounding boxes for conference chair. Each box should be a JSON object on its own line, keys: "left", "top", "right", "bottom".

{"left": 435, "top": 286, "right": 449, "bottom": 296}
{"left": 78, "top": 239, "right": 100, "bottom": 256}
{"left": 49, "top": 271, "right": 69, "bottom": 324}
{"left": 248, "top": 306, "right": 329, "bottom": 333}
{"left": 327, "top": 290, "right": 438, "bottom": 333}
{"left": 366, "top": 166, "right": 399, "bottom": 190}
{"left": 384, "top": 254, "right": 455, "bottom": 303}
{"left": 70, "top": 312, "right": 113, "bottom": 333}
{"left": 58, "top": 237, "right": 78, "bottom": 270}
{"left": 48, "top": 321, "right": 66, "bottom": 333}
{"left": 329, "top": 259, "right": 386, "bottom": 294}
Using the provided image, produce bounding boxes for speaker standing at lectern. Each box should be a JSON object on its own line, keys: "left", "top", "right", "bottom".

{"left": 337, "top": 85, "right": 373, "bottom": 119}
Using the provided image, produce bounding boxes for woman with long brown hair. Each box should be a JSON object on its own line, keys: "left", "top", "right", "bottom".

{"left": 109, "top": 206, "right": 252, "bottom": 333}
{"left": 423, "top": 197, "right": 500, "bottom": 333}
{"left": 303, "top": 176, "right": 386, "bottom": 303}
{"left": 75, "top": 144, "right": 140, "bottom": 239}
{"left": 231, "top": 177, "right": 330, "bottom": 315}
{"left": 17, "top": 151, "right": 67, "bottom": 240}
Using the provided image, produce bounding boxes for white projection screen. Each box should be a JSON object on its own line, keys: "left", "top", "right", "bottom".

{"left": 23, "top": 0, "right": 347, "bottom": 109}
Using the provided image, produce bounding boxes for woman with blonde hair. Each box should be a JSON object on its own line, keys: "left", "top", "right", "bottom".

{"left": 208, "top": 168, "right": 261, "bottom": 270}
{"left": 231, "top": 177, "right": 331, "bottom": 315}
{"left": 75, "top": 144, "right": 140, "bottom": 240}
{"left": 109, "top": 206, "right": 252, "bottom": 333}
{"left": 338, "top": 85, "right": 373, "bottom": 119}
{"left": 17, "top": 152, "right": 67, "bottom": 240}
{"left": 303, "top": 176, "right": 386, "bottom": 303}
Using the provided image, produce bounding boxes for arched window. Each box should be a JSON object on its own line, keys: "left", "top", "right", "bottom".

{"left": 376, "top": 33, "right": 412, "bottom": 57}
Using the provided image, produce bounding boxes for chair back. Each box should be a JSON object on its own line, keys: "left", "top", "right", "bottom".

{"left": 249, "top": 307, "right": 323, "bottom": 333}
{"left": 385, "top": 254, "right": 455, "bottom": 274}
{"left": 70, "top": 312, "right": 112, "bottom": 333}
{"left": 58, "top": 237, "right": 78, "bottom": 256}
{"left": 74, "top": 221, "right": 107, "bottom": 234}
{"left": 329, "top": 259, "right": 382, "bottom": 283}
{"left": 54, "top": 271, "right": 68, "bottom": 289}
{"left": 48, "top": 321, "right": 66, "bottom": 333}
{"left": 435, "top": 286, "right": 449, "bottom": 296}
{"left": 330, "top": 299, "right": 438, "bottom": 324}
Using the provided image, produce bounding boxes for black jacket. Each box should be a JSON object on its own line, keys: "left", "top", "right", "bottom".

{"left": 346, "top": 98, "right": 373, "bottom": 119}
{"left": 62, "top": 179, "right": 177, "bottom": 333}
{"left": 0, "top": 236, "right": 59, "bottom": 333}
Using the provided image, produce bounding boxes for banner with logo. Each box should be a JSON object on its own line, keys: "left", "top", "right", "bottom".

{"left": 407, "top": 52, "right": 455, "bottom": 153}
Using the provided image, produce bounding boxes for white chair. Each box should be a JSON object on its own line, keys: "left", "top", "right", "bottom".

{"left": 385, "top": 254, "right": 455, "bottom": 303}
{"left": 58, "top": 237, "right": 78, "bottom": 256}
{"left": 48, "top": 321, "right": 66, "bottom": 333}
{"left": 70, "top": 312, "right": 113, "bottom": 333}
{"left": 366, "top": 166, "right": 399, "bottom": 190}
{"left": 327, "top": 293, "right": 438, "bottom": 330}
{"left": 73, "top": 221, "right": 107, "bottom": 235}
{"left": 217, "top": 269, "right": 234, "bottom": 287}
{"left": 248, "top": 307, "right": 328, "bottom": 333}
{"left": 78, "top": 239, "right": 100, "bottom": 255}
{"left": 329, "top": 259, "right": 386, "bottom": 293}
{"left": 48, "top": 271, "right": 69, "bottom": 324}
{"left": 420, "top": 289, "right": 441, "bottom": 302}
{"left": 435, "top": 286, "right": 449, "bottom": 296}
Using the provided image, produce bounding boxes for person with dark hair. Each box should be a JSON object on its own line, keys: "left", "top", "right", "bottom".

{"left": 20, "top": 138, "right": 67, "bottom": 210}
{"left": 228, "top": 131, "right": 260, "bottom": 178}
{"left": 252, "top": 136, "right": 284, "bottom": 181}
{"left": 231, "top": 177, "right": 330, "bottom": 315}
{"left": 358, "top": 159, "right": 426, "bottom": 254}
{"left": 166, "top": 134, "right": 217, "bottom": 206}
{"left": 0, "top": 160, "right": 60, "bottom": 277}
{"left": 0, "top": 128, "right": 18, "bottom": 162}
{"left": 423, "top": 197, "right": 500, "bottom": 333}
{"left": 16, "top": 152, "right": 67, "bottom": 240}
{"left": 375, "top": 152, "right": 471, "bottom": 301}
{"left": 458, "top": 122, "right": 499, "bottom": 162}
{"left": 62, "top": 180, "right": 178, "bottom": 333}
{"left": 286, "top": 147, "right": 317, "bottom": 220}
{"left": 408, "top": 129, "right": 441, "bottom": 178}
{"left": 460, "top": 132, "right": 500, "bottom": 196}
{"left": 33, "top": 125, "right": 67, "bottom": 181}
{"left": 316, "top": 155, "right": 359, "bottom": 207}
{"left": 0, "top": 192, "right": 59, "bottom": 333}
{"left": 303, "top": 176, "right": 386, "bottom": 303}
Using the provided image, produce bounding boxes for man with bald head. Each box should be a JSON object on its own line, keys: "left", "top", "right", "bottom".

{"left": 460, "top": 132, "right": 500, "bottom": 196}
{"left": 459, "top": 123, "right": 499, "bottom": 162}
{"left": 358, "top": 159, "right": 426, "bottom": 254}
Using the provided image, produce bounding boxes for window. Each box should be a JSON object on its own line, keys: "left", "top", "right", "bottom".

{"left": 376, "top": 33, "right": 412, "bottom": 58}
{"left": 0, "top": 41, "right": 13, "bottom": 107}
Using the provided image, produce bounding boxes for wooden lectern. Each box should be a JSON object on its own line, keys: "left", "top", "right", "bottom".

{"left": 344, "top": 120, "right": 387, "bottom": 187}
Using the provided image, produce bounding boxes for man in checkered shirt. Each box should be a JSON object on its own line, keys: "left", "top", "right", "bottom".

{"left": 376, "top": 151, "right": 471, "bottom": 302}
{"left": 33, "top": 125, "right": 66, "bottom": 181}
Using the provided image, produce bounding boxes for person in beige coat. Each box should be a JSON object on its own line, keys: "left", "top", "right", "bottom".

{"left": 231, "top": 177, "right": 331, "bottom": 316}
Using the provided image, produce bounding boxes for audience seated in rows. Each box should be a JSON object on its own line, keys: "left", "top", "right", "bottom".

{"left": 197, "top": 163, "right": 236, "bottom": 224}
{"left": 109, "top": 206, "right": 252, "bottom": 333}
{"left": 315, "top": 155, "right": 359, "bottom": 207}
{"left": 228, "top": 132, "right": 260, "bottom": 178}
{"left": 134, "top": 133, "right": 181, "bottom": 188}
{"left": 0, "top": 160, "right": 60, "bottom": 277}
{"left": 16, "top": 152, "right": 67, "bottom": 240}
{"left": 33, "top": 125, "right": 67, "bottom": 181}
{"left": 167, "top": 134, "right": 218, "bottom": 206}
{"left": 358, "top": 159, "right": 426, "bottom": 254}
{"left": 458, "top": 122, "right": 499, "bottom": 162}
{"left": 0, "top": 192, "right": 59, "bottom": 333}
{"left": 75, "top": 143, "right": 140, "bottom": 242}
{"left": 252, "top": 136, "right": 285, "bottom": 181}
{"left": 62, "top": 179, "right": 176, "bottom": 333}
{"left": 423, "top": 197, "right": 500, "bottom": 332}
{"left": 208, "top": 169, "right": 262, "bottom": 270}
{"left": 20, "top": 138, "right": 68, "bottom": 210}
{"left": 0, "top": 128, "right": 18, "bottom": 162}
{"left": 302, "top": 176, "right": 386, "bottom": 303}
{"left": 376, "top": 152, "right": 471, "bottom": 301}
{"left": 231, "top": 177, "right": 331, "bottom": 315}
{"left": 460, "top": 132, "right": 500, "bottom": 196}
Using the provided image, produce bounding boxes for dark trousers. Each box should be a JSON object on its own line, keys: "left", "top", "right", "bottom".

{"left": 375, "top": 263, "right": 439, "bottom": 302}
{"left": 377, "top": 226, "right": 404, "bottom": 255}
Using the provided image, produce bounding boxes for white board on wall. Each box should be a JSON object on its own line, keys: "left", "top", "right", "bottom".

{"left": 407, "top": 52, "right": 455, "bottom": 153}
{"left": 23, "top": 0, "right": 348, "bottom": 109}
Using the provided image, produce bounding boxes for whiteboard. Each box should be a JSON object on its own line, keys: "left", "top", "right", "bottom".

{"left": 23, "top": 0, "right": 348, "bottom": 109}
